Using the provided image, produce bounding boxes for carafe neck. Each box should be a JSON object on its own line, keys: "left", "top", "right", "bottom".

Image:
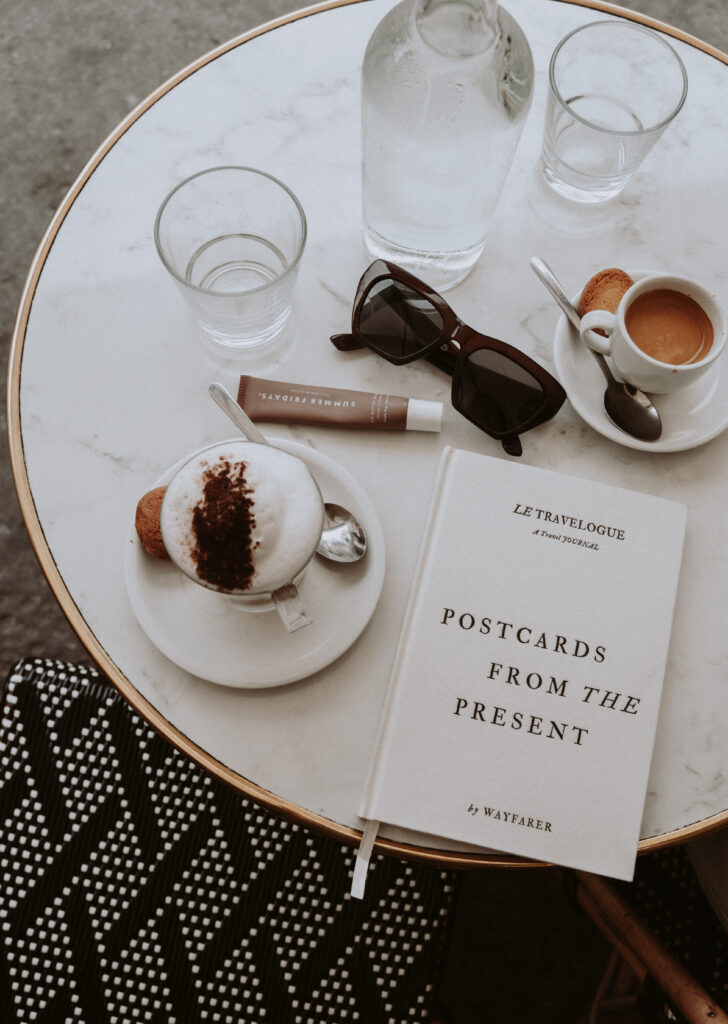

{"left": 414, "top": 0, "right": 500, "bottom": 57}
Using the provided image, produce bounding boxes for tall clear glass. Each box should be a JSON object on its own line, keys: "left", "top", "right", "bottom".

{"left": 361, "top": 0, "right": 533, "bottom": 291}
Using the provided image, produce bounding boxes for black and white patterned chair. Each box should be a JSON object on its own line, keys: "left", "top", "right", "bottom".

{"left": 0, "top": 658, "right": 458, "bottom": 1024}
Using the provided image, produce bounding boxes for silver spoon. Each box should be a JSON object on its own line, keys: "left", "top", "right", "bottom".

{"left": 209, "top": 381, "right": 269, "bottom": 445}
{"left": 318, "top": 503, "right": 367, "bottom": 563}
{"left": 209, "top": 383, "right": 368, "bottom": 563}
{"left": 530, "top": 257, "right": 662, "bottom": 442}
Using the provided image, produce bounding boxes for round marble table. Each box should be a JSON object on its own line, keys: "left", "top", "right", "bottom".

{"left": 9, "top": 0, "right": 728, "bottom": 867}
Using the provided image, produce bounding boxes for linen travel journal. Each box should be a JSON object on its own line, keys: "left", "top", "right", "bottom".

{"left": 355, "top": 447, "right": 686, "bottom": 892}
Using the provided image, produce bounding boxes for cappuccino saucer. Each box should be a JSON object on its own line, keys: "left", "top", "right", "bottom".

{"left": 553, "top": 270, "right": 728, "bottom": 452}
{"left": 124, "top": 438, "right": 385, "bottom": 687}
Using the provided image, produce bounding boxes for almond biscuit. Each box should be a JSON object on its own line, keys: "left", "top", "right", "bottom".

{"left": 579, "top": 268, "right": 634, "bottom": 318}
{"left": 135, "top": 486, "right": 169, "bottom": 559}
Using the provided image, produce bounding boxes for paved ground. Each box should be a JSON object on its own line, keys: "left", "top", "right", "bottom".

{"left": 3, "top": 2, "right": 727, "bottom": 1020}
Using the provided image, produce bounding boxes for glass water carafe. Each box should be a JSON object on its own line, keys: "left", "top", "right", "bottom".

{"left": 361, "top": 0, "right": 533, "bottom": 290}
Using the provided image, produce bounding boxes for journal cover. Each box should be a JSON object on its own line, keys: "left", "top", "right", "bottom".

{"left": 359, "top": 447, "right": 687, "bottom": 880}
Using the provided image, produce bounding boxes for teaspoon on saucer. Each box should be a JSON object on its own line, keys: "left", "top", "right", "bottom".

{"left": 530, "top": 257, "right": 662, "bottom": 442}
{"left": 317, "top": 503, "right": 367, "bottom": 562}
{"left": 208, "top": 382, "right": 368, "bottom": 564}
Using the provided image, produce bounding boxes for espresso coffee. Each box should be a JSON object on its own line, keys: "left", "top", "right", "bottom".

{"left": 161, "top": 441, "right": 324, "bottom": 595}
{"left": 625, "top": 288, "right": 714, "bottom": 366}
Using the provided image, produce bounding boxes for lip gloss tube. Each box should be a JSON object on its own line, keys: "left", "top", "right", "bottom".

{"left": 237, "top": 376, "right": 443, "bottom": 432}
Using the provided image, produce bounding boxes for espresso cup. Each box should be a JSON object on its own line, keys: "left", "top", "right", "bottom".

{"left": 579, "top": 275, "right": 726, "bottom": 394}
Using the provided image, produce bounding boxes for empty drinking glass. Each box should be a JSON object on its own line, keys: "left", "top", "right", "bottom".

{"left": 154, "top": 166, "right": 307, "bottom": 350}
{"left": 541, "top": 21, "right": 688, "bottom": 204}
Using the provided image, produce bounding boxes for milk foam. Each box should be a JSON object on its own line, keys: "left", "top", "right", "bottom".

{"left": 161, "top": 441, "right": 324, "bottom": 593}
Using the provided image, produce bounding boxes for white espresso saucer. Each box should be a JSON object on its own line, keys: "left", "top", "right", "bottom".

{"left": 553, "top": 270, "right": 728, "bottom": 453}
{"left": 124, "top": 438, "right": 385, "bottom": 687}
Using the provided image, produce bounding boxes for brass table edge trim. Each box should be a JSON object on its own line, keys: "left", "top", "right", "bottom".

{"left": 8, "top": 0, "right": 728, "bottom": 867}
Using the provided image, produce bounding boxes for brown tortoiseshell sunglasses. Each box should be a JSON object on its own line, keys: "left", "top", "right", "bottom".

{"left": 331, "top": 260, "right": 566, "bottom": 457}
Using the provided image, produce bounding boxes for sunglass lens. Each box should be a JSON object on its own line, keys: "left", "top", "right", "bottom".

{"left": 358, "top": 278, "right": 444, "bottom": 360}
{"left": 457, "top": 349, "right": 546, "bottom": 434}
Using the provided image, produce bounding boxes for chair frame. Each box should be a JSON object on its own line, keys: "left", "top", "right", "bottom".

{"left": 574, "top": 869, "right": 728, "bottom": 1024}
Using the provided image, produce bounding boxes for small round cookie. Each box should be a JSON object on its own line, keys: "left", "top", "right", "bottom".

{"left": 135, "top": 486, "right": 169, "bottom": 559}
{"left": 579, "top": 268, "right": 634, "bottom": 318}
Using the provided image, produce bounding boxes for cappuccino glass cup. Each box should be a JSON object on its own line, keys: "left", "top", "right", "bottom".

{"left": 579, "top": 275, "right": 726, "bottom": 395}
{"left": 541, "top": 21, "right": 688, "bottom": 204}
{"left": 160, "top": 440, "right": 325, "bottom": 633}
{"left": 154, "top": 167, "right": 307, "bottom": 352}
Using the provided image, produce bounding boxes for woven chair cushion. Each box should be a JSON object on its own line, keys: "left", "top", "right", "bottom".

{"left": 0, "top": 658, "right": 458, "bottom": 1024}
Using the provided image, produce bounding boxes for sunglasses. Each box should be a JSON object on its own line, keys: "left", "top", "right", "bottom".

{"left": 331, "top": 260, "right": 566, "bottom": 456}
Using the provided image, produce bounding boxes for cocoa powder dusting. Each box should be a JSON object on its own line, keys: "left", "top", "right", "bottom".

{"left": 190, "top": 459, "right": 258, "bottom": 591}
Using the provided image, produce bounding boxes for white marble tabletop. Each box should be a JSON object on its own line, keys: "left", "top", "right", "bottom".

{"left": 9, "top": 0, "right": 728, "bottom": 865}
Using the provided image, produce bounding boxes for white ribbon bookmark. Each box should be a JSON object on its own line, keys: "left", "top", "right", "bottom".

{"left": 351, "top": 819, "right": 380, "bottom": 899}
